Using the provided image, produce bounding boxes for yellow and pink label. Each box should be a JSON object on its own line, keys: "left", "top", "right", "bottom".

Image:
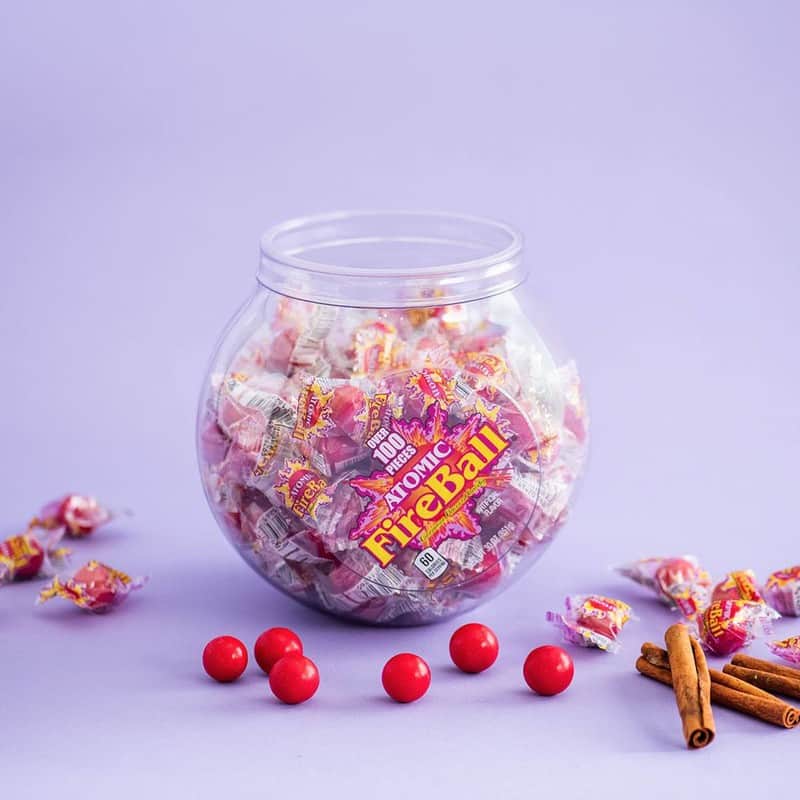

{"left": 766, "top": 636, "right": 800, "bottom": 665}
{"left": 711, "top": 569, "right": 765, "bottom": 605}
{"left": 766, "top": 565, "right": 800, "bottom": 588}
{"left": 458, "top": 352, "right": 509, "bottom": 398}
{"left": 407, "top": 369, "right": 458, "bottom": 413}
{"left": 293, "top": 378, "right": 336, "bottom": 441}
{"left": 0, "top": 533, "right": 46, "bottom": 579}
{"left": 348, "top": 405, "right": 513, "bottom": 572}
{"left": 275, "top": 460, "right": 333, "bottom": 522}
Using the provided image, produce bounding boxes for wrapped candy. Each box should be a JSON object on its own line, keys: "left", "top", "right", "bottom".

{"left": 546, "top": 594, "right": 633, "bottom": 653}
{"left": 198, "top": 292, "right": 589, "bottom": 624}
{"left": 350, "top": 319, "right": 409, "bottom": 376}
{"left": 695, "top": 599, "right": 778, "bottom": 656}
{"left": 31, "top": 494, "right": 115, "bottom": 538}
{"left": 0, "top": 530, "right": 69, "bottom": 583}
{"left": 763, "top": 566, "right": 800, "bottom": 616}
{"left": 616, "top": 555, "right": 711, "bottom": 619}
{"left": 37, "top": 561, "right": 146, "bottom": 613}
{"left": 766, "top": 636, "right": 800, "bottom": 665}
{"left": 289, "top": 305, "right": 338, "bottom": 375}
{"left": 711, "top": 569, "right": 766, "bottom": 605}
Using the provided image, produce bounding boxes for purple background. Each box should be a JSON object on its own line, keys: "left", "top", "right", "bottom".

{"left": 2, "top": 2, "right": 799, "bottom": 796}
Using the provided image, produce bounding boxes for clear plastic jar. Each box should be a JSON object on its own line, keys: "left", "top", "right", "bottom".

{"left": 197, "top": 212, "right": 588, "bottom": 625}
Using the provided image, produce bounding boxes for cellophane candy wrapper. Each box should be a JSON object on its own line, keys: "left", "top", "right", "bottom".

{"left": 198, "top": 293, "right": 588, "bottom": 625}
{"left": 546, "top": 594, "right": 632, "bottom": 653}
{"left": 696, "top": 599, "right": 779, "bottom": 656}
{"left": 615, "top": 555, "right": 710, "bottom": 619}
{"left": 37, "top": 561, "right": 146, "bottom": 613}
{"left": 31, "top": 494, "right": 115, "bottom": 538}
{"left": 766, "top": 636, "right": 800, "bottom": 665}
{"left": 763, "top": 566, "right": 800, "bottom": 616}
{"left": 711, "top": 569, "right": 767, "bottom": 606}
{"left": 0, "top": 529, "right": 69, "bottom": 584}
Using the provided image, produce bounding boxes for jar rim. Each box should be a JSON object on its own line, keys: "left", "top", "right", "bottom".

{"left": 258, "top": 210, "right": 525, "bottom": 308}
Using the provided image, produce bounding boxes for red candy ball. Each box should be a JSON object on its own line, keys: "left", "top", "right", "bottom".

{"left": 269, "top": 654, "right": 320, "bottom": 704}
{"left": 382, "top": 653, "right": 431, "bottom": 703}
{"left": 449, "top": 623, "right": 500, "bottom": 673}
{"left": 202, "top": 635, "right": 248, "bottom": 683}
{"left": 254, "top": 627, "right": 303, "bottom": 674}
{"left": 523, "top": 645, "right": 574, "bottom": 696}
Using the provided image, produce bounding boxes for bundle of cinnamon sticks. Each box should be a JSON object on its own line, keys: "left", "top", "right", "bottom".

{"left": 636, "top": 624, "right": 800, "bottom": 748}
{"left": 724, "top": 654, "right": 800, "bottom": 703}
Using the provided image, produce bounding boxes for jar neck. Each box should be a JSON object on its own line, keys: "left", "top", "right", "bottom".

{"left": 257, "top": 211, "right": 525, "bottom": 308}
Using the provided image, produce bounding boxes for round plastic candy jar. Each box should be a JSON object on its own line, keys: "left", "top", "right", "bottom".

{"left": 197, "top": 212, "right": 588, "bottom": 625}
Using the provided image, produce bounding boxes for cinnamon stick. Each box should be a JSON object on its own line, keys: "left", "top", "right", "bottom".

{"left": 639, "top": 644, "right": 800, "bottom": 727}
{"left": 664, "top": 624, "right": 715, "bottom": 748}
{"left": 636, "top": 656, "right": 674, "bottom": 687}
{"left": 710, "top": 669, "right": 784, "bottom": 702}
{"left": 636, "top": 657, "right": 800, "bottom": 728}
{"left": 643, "top": 643, "right": 774, "bottom": 699}
{"left": 731, "top": 653, "right": 800, "bottom": 681}
{"left": 641, "top": 642, "right": 670, "bottom": 669}
{"left": 723, "top": 663, "right": 800, "bottom": 700}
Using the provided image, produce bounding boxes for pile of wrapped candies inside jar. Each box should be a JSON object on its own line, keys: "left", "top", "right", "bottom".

{"left": 197, "top": 212, "right": 589, "bottom": 624}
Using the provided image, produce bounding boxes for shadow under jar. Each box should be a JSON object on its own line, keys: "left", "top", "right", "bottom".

{"left": 197, "top": 211, "right": 589, "bottom": 625}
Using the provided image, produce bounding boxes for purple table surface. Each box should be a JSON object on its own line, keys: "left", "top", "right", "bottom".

{"left": 2, "top": 2, "right": 799, "bottom": 797}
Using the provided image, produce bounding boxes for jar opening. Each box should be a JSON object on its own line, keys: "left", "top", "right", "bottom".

{"left": 258, "top": 211, "right": 524, "bottom": 308}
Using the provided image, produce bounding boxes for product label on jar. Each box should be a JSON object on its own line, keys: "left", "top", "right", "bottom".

{"left": 348, "top": 404, "right": 514, "bottom": 574}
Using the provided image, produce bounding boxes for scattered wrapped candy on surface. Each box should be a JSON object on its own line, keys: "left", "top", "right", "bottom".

{"left": 616, "top": 555, "right": 711, "bottom": 620}
{"left": 710, "top": 569, "right": 767, "bottom": 606}
{"left": 198, "top": 293, "right": 589, "bottom": 625}
{"left": 546, "top": 594, "right": 633, "bottom": 653}
{"left": 37, "top": 561, "right": 146, "bottom": 613}
{"left": 695, "top": 598, "right": 779, "bottom": 656}
{"left": 30, "top": 494, "right": 116, "bottom": 538}
{"left": 763, "top": 565, "right": 800, "bottom": 616}
{"left": 0, "top": 529, "right": 69, "bottom": 584}
{"left": 766, "top": 635, "right": 800, "bottom": 665}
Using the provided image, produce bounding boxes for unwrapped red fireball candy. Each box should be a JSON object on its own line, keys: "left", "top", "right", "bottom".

{"left": 546, "top": 594, "right": 633, "bottom": 653}
{"left": 766, "top": 635, "right": 800, "bottom": 665}
{"left": 695, "top": 599, "right": 778, "bottom": 656}
{"left": 37, "top": 560, "right": 146, "bottom": 613}
{"left": 0, "top": 529, "right": 69, "bottom": 584}
{"left": 616, "top": 555, "right": 710, "bottom": 619}
{"left": 763, "top": 566, "right": 800, "bottom": 616}
{"left": 31, "top": 494, "right": 115, "bottom": 538}
{"left": 523, "top": 645, "right": 574, "bottom": 696}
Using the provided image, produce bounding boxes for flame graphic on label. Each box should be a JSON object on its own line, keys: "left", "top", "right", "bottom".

{"left": 349, "top": 406, "right": 512, "bottom": 567}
